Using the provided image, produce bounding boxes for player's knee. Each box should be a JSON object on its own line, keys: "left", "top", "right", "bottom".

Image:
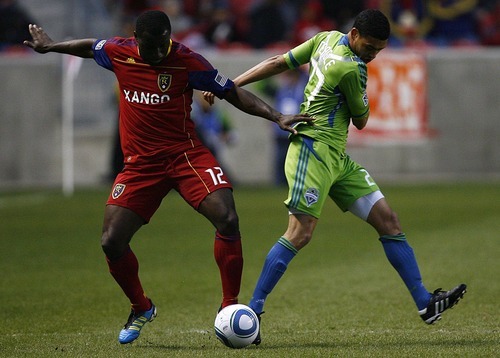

{"left": 217, "top": 210, "right": 240, "bottom": 235}
{"left": 299, "top": 233, "right": 313, "bottom": 249}
{"left": 287, "top": 232, "right": 313, "bottom": 250}
{"left": 101, "top": 231, "right": 114, "bottom": 256}
{"left": 385, "top": 210, "right": 401, "bottom": 234}
{"left": 101, "top": 229, "right": 127, "bottom": 259}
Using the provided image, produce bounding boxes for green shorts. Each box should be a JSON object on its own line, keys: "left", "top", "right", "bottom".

{"left": 284, "top": 135, "right": 380, "bottom": 218}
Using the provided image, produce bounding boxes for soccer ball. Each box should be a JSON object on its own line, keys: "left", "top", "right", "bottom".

{"left": 214, "top": 304, "right": 259, "bottom": 349}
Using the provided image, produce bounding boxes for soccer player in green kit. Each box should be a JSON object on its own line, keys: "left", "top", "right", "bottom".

{"left": 205, "top": 9, "right": 466, "bottom": 345}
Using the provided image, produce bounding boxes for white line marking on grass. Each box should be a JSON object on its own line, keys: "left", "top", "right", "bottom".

{"left": 181, "top": 329, "right": 210, "bottom": 335}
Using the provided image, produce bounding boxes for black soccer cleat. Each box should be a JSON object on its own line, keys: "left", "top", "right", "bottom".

{"left": 419, "top": 284, "right": 467, "bottom": 324}
{"left": 252, "top": 311, "right": 263, "bottom": 346}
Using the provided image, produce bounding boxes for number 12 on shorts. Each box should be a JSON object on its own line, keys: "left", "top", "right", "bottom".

{"left": 205, "top": 167, "right": 228, "bottom": 185}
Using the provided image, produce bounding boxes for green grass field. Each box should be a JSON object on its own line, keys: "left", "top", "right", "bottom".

{"left": 1, "top": 182, "right": 499, "bottom": 357}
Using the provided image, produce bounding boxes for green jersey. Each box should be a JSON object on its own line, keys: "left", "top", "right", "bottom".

{"left": 283, "top": 31, "right": 369, "bottom": 154}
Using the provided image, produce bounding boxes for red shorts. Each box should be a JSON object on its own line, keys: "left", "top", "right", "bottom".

{"left": 107, "top": 146, "right": 233, "bottom": 222}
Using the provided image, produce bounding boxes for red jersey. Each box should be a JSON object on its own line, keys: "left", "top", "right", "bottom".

{"left": 92, "top": 37, "right": 234, "bottom": 163}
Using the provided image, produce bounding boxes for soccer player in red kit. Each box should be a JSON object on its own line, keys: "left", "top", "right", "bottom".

{"left": 24, "top": 10, "right": 312, "bottom": 344}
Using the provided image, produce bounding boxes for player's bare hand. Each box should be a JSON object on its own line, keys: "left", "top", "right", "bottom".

{"left": 23, "top": 24, "right": 54, "bottom": 53}
{"left": 202, "top": 91, "right": 215, "bottom": 106}
{"left": 276, "top": 113, "right": 314, "bottom": 135}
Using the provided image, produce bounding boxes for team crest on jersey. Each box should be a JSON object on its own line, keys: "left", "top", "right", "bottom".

{"left": 304, "top": 187, "right": 319, "bottom": 207}
{"left": 112, "top": 184, "right": 126, "bottom": 199}
{"left": 158, "top": 73, "right": 172, "bottom": 92}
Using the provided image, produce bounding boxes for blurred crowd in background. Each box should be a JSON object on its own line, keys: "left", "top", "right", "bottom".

{"left": 1, "top": 0, "right": 499, "bottom": 53}
{"left": 110, "top": 0, "right": 500, "bottom": 49}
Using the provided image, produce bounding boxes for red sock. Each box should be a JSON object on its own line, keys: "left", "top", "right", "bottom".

{"left": 106, "top": 246, "right": 151, "bottom": 313}
{"left": 214, "top": 231, "right": 243, "bottom": 308}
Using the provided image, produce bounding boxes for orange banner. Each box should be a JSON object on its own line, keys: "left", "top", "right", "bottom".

{"left": 349, "top": 51, "right": 432, "bottom": 145}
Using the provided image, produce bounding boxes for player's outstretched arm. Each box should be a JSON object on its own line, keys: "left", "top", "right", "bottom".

{"left": 233, "top": 55, "right": 289, "bottom": 87}
{"left": 224, "top": 85, "right": 312, "bottom": 135}
{"left": 202, "top": 55, "right": 290, "bottom": 106}
{"left": 23, "top": 24, "right": 95, "bottom": 58}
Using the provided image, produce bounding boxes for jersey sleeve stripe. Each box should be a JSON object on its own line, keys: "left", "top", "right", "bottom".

{"left": 286, "top": 51, "right": 301, "bottom": 69}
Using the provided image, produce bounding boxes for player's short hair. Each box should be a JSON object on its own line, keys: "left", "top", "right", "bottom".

{"left": 135, "top": 10, "right": 172, "bottom": 37}
{"left": 353, "top": 9, "right": 390, "bottom": 41}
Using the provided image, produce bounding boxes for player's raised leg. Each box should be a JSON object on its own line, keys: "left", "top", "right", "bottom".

{"left": 361, "top": 196, "right": 467, "bottom": 323}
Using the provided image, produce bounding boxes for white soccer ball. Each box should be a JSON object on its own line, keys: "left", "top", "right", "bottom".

{"left": 214, "top": 304, "right": 259, "bottom": 349}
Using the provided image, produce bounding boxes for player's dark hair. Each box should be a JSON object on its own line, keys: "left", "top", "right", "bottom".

{"left": 353, "top": 9, "right": 390, "bottom": 41}
{"left": 135, "top": 10, "right": 172, "bottom": 37}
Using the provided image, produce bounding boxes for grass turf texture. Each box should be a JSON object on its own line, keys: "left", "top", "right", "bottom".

{"left": 1, "top": 182, "right": 498, "bottom": 357}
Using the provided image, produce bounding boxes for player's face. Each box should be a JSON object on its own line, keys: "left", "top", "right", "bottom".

{"left": 351, "top": 29, "right": 387, "bottom": 64}
{"left": 136, "top": 29, "right": 171, "bottom": 65}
